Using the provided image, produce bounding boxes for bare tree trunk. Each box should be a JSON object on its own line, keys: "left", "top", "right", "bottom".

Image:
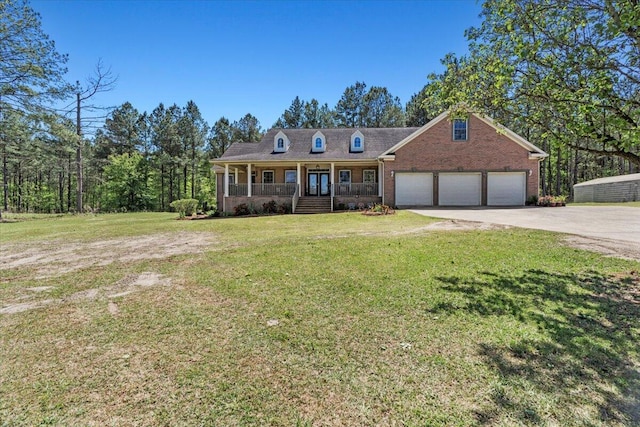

{"left": 17, "top": 163, "right": 22, "bottom": 212}
{"left": 2, "top": 147, "right": 7, "bottom": 212}
{"left": 191, "top": 157, "right": 196, "bottom": 199}
{"left": 183, "top": 164, "right": 187, "bottom": 198}
{"left": 76, "top": 91, "right": 83, "bottom": 213}
{"left": 67, "top": 153, "right": 72, "bottom": 211}
{"left": 58, "top": 170, "right": 64, "bottom": 213}
{"left": 169, "top": 166, "right": 174, "bottom": 204}
{"left": 555, "top": 146, "right": 562, "bottom": 196}
{"left": 160, "top": 163, "right": 165, "bottom": 211}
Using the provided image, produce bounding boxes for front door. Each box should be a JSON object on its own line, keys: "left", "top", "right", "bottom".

{"left": 308, "top": 172, "right": 330, "bottom": 196}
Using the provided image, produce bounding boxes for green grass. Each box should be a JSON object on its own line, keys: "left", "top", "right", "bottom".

{"left": 1, "top": 212, "right": 639, "bottom": 426}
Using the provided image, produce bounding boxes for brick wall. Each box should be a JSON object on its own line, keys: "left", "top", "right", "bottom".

{"left": 384, "top": 115, "right": 541, "bottom": 207}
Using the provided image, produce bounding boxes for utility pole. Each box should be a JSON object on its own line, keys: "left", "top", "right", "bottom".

{"left": 76, "top": 82, "right": 83, "bottom": 213}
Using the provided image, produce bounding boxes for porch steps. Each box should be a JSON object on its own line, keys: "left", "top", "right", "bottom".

{"left": 295, "top": 197, "right": 332, "bottom": 214}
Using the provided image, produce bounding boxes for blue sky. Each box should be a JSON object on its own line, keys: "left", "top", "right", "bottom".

{"left": 32, "top": 0, "right": 483, "bottom": 129}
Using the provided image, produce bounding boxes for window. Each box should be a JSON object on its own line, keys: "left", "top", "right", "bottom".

{"left": 453, "top": 118, "right": 468, "bottom": 141}
{"left": 274, "top": 131, "right": 289, "bottom": 152}
{"left": 350, "top": 130, "right": 364, "bottom": 152}
{"left": 285, "top": 170, "right": 296, "bottom": 184}
{"left": 339, "top": 170, "right": 351, "bottom": 184}
{"left": 363, "top": 170, "right": 376, "bottom": 183}
{"left": 262, "top": 170, "right": 274, "bottom": 184}
{"left": 311, "top": 131, "right": 326, "bottom": 152}
{"left": 228, "top": 174, "right": 235, "bottom": 185}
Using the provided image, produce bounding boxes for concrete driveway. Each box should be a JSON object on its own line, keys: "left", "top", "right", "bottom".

{"left": 411, "top": 206, "right": 640, "bottom": 244}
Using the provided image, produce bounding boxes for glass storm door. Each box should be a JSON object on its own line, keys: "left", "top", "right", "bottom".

{"left": 320, "top": 173, "right": 330, "bottom": 196}
{"left": 308, "top": 172, "right": 330, "bottom": 196}
{"left": 308, "top": 173, "right": 318, "bottom": 196}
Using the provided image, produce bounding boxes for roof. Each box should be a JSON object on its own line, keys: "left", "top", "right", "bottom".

{"left": 215, "top": 127, "right": 420, "bottom": 163}
{"left": 213, "top": 109, "right": 548, "bottom": 164}
{"left": 574, "top": 173, "right": 640, "bottom": 187}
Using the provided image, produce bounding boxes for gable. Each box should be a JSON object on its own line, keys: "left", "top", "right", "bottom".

{"left": 381, "top": 111, "right": 547, "bottom": 159}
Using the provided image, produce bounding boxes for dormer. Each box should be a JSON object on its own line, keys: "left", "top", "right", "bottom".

{"left": 274, "top": 130, "right": 290, "bottom": 153}
{"left": 350, "top": 130, "right": 364, "bottom": 152}
{"left": 311, "top": 131, "right": 326, "bottom": 153}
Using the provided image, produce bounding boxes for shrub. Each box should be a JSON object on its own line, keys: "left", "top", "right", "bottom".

{"left": 362, "top": 203, "right": 394, "bottom": 216}
{"left": 234, "top": 203, "right": 251, "bottom": 216}
{"left": 170, "top": 199, "right": 199, "bottom": 218}
{"left": 263, "top": 200, "right": 278, "bottom": 214}
{"left": 277, "top": 202, "right": 291, "bottom": 214}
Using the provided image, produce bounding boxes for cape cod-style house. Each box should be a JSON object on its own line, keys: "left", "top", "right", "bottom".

{"left": 212, "top": 111, "right": 548, "bottom": 214}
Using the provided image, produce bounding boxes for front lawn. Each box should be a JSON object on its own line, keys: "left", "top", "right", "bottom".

{"left": 1, "top": 212, "right": 638, "bottom": 426}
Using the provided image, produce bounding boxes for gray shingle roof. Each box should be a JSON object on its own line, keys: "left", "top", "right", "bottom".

{"left": 216, "top": 127, "right": 421, "bottom": 162}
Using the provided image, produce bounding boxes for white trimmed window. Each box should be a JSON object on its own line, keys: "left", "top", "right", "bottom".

{"left": 274, "top": 131, "right": 290, "bottom": 152}
{"left": 312, "top": 131, "right": 326, "bottom": 152}
{"left": 339, "top": 170, "right": 351, "bottom": 184}
{"left": 350, "top": 130, "right": 364, "bottom": 152}
{"left": 285, "top": 170, "right": 296, "bottom": 184}
{"left": 262, "top": 170, "right": 274, "bottom": 184}
{"left": 363, "top": 169, "right": 376, "bottom": 183}
{"left": 453, "top": 118, "right": 468, "bottom": 141}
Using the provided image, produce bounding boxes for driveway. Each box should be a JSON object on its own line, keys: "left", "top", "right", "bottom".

{"left": 411, "top": 206, "right": 640, "bottom": 260}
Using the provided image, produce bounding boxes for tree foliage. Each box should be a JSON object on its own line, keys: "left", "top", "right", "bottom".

{"left": 0, "top": 0, "right": 71, "bottom": 114}
{"left": 462, "top": 0, "right": 639, "bottom": 166}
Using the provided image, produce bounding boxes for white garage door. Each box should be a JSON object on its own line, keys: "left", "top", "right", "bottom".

{"left": 439, "top": 173, "right": 482, "bottom": 206}
{"left": 396, "top": 173, "right": 433, "bottom": 206}
{"left": 487, "top": 172, "right": 526, "bottom": 206}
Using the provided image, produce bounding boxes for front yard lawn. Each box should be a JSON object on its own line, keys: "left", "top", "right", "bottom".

{"left": 1, "top": 212, "right": 638, "bottom": 426}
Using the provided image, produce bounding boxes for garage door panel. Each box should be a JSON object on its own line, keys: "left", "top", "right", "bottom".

{"left": 488, "top": 172, "right": 526, "bottom": 206}
{"left": 439, "top": 173, "right": 482, "bottom": 206}
{"left": 396, "top": 173, "right": 433, "bottom": 206}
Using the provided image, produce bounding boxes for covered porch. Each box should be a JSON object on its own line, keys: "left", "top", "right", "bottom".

{"left": 216, "top": 161, "right": 384, "bottom": 213}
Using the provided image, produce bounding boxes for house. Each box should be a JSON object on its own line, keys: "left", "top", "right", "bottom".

{"left": 212, "top": 111, "right": 548, "bottom": 213}
{"left": 573, "top": 173, "right": 640, "bottom": 203}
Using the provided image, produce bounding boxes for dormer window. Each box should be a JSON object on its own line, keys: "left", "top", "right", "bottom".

{"left": 311, "top": 131, "right": 326, "bottom": 153}
{"left": 453, "top": 118, "right": 468, "bottom": 141}
{"left": 274, "top": 131, "right": 290, "bottom": 152}
{"left": 350, "top": 130, "right": 364, "bottom": 152}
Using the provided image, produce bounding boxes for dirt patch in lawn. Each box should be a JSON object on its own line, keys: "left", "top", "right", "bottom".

{"left": 564, "top": 235, "right": 640, "bottom": 262}
{"left": 0, "top": 271, "right": 171, "bottom": 315}
{"left": 0, "top": 231, "right": 216, "bottom": 278}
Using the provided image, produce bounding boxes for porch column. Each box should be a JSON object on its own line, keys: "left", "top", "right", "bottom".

{"left": 234, "top": 168, "right": 238, "bottom": 185}
{"left": 247, "top": 163, "right": 252, "bottom": 197}
{"left": 224, "top": 164, "right": 229, "bottom": 197}
{"left": 330, "top": 162, "right": 335, "bottom": 197}
{"left": 296, "top": 162, "right": 301, "bottom": 195}
{"left": 378, "top": 161, "right": 383, "bottom": 197}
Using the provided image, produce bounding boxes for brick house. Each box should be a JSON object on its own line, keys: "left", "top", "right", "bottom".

{"left": 212, "top": 111, "right": 548, "bottom": 213}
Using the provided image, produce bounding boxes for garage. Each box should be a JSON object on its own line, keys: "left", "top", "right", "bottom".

{"left": 395, "top": 173, "right": 433, "bottom": 206}
{"left": 487, "top": 172, "right": 526, "bottom": 206}
{"left": 438, "top": 173, "right": 482, "bottom": 206}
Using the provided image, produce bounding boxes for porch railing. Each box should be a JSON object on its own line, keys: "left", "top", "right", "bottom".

{"left": 252, "top": 183, "right": 297, "bottom": 196}
{"left": 292, "top": 184, "right": 299, "bottom": 213}
{"left": 333, "top": 183, "right": 379, "bottom": 196}
{"left": 228, "top": 183, "right": 298, "bottom": 197}
{"left": 228, "top": 183, "right": 248, "bottom": 196}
